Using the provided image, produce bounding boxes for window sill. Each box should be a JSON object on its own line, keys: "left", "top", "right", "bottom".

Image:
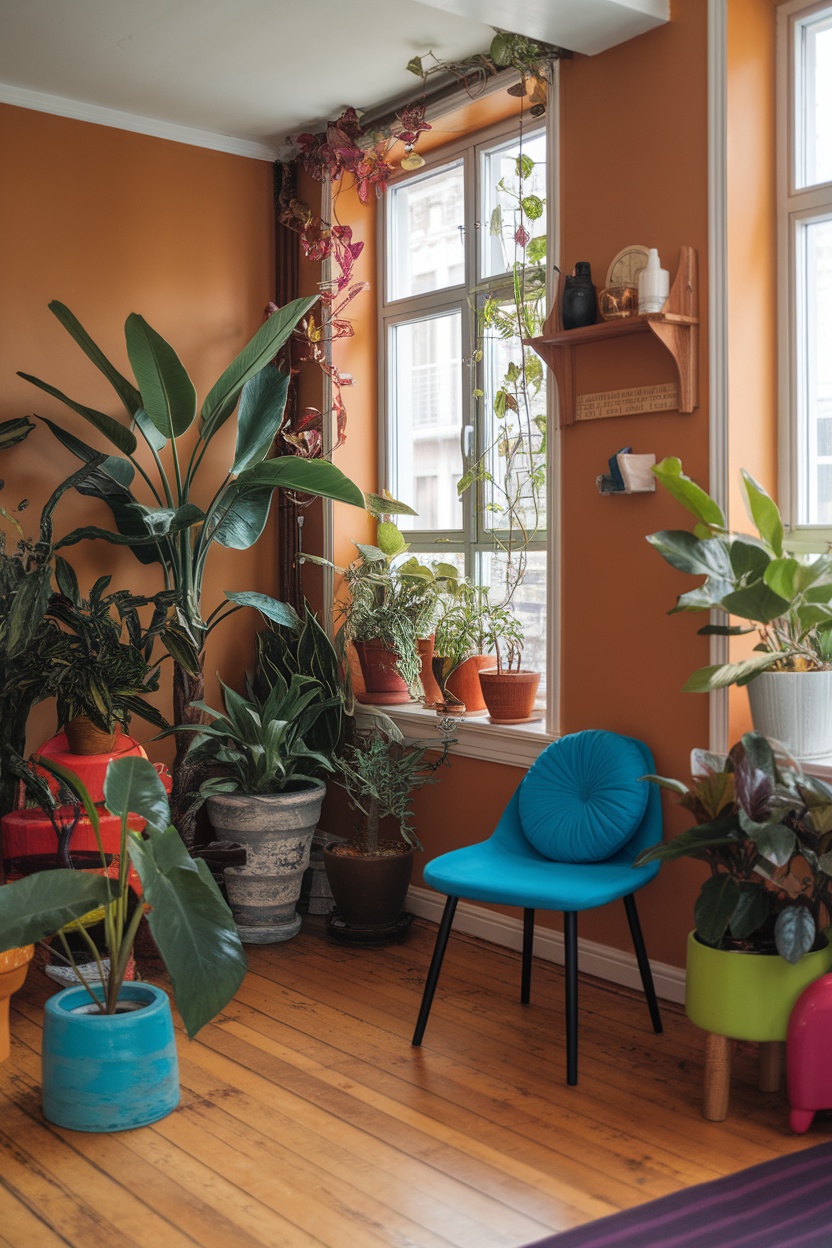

{"left": 382, "top": 701, "right": 556, "bottom": 769}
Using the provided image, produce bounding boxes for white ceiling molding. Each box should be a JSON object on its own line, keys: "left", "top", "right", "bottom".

{"left": 0, "top": 82, "right": 278, "bottom": 161}
{"left": 412, "top": 0, "right": 670, "bottom": 56}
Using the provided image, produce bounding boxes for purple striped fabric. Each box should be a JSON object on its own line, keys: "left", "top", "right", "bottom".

{"left": 522, "top": 1141, "right": 832, "bottom": 1248}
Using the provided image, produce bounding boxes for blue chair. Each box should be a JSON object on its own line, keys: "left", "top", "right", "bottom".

{"left": 412, "top": 730, "right": 663, "bottom": 1084}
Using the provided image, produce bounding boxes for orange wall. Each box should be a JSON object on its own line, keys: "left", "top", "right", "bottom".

{"left": 0, "top": 105, "right": 276, "bottom": 759}
{"left": 726, "top": 0, "right": 779, "bottom": 740}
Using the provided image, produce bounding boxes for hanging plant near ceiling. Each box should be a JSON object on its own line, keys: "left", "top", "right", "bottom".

{"left": 275, "top": 101, "right": 431, "bottom": 462}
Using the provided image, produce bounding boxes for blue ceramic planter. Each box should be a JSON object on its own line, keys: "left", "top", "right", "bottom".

{"left": 42, "top": 982, "right": 179, "bottom": 1132}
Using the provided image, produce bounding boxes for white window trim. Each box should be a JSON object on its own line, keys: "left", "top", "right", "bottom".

{"left": 777, "top": 0, "right": 832, "bottom": 538}
{"left": 377, "top": 74, "right": 561, "bottom": 764}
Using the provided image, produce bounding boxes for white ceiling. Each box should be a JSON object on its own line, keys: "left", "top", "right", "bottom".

{"left": 0, "top": 0, "right": 669, "bottom": 161}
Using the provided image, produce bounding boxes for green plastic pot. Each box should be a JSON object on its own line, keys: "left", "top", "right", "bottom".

{"left": 685, "top": 930, "right": 832, "bottom": 1042}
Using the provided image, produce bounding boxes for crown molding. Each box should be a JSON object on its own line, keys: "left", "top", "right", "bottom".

{"left": 0, "top": 81, "right": 278, "bottom": 162}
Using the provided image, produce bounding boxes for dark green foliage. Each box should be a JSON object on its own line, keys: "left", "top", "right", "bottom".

{"left": 635, "top": 732, "right": 832, "bottom": 962}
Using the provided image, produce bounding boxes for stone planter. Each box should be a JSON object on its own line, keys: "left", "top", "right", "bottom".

{"left": 207, "top": 782, "right": 326, "bottom": 944}
{"left": 747, "top": 669, "right": 832, "bottom": 762}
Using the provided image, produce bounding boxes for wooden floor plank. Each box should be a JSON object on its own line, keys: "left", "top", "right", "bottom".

{"left": 1, "top": 914, "right": 824, "bottom": 1248}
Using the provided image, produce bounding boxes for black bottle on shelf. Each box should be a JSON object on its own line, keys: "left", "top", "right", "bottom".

{"left": 562, "top": 261, "right": 597, "bottom": 330}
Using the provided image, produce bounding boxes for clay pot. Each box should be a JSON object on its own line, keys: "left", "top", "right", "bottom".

{"left": 353, "top": 639, "right": 411, "bottom": 705}
{"left": 64, "top": 715, "right": 117, "bottom": 756}
{"left": 417, "top": 636, "right": 443, "bottom": 705}
{"left": 445, "top": 655, "right": 493, "bottom": 713}
{"left": 323, "top": 842, "right": 413, "bottom": 929}
{"left": 478, "top": 669, "right": 541, "bottom": 723}
{"left": 0, "top": 945, "right": 34, "bottom": 1061}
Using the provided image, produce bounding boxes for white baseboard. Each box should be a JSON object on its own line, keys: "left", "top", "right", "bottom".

{"left": 407, "top": 884, "right": 686, "bottom": 1005}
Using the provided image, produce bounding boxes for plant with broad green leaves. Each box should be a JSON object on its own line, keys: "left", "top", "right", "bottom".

{"left": 16, "top": 299, "right": 376, "bottom": 839}
{"left": 313, "top": 521, "right": 459, "bottom": 693}
{"left": 170, "top": 671, "right": 338, "bottom": 803}
{"left": 648, "top": 456, "right": 832, "bottom": 692}
{"left": 634, "top": 732, "right": 832, "bottom": 963}
{"left": 0, "top": 755, "right": 247, "bottom": 1035}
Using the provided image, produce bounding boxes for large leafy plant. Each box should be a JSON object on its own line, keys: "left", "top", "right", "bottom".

{"left": 634, "top": 732, "right": 832, "bottom": 963}
{"left": 22, "top": 572, "right": 169, "bottom": 737}
{"left": 648, "top": 456, "right": 832, "bottom": 691}
{"left": 173, "top": 672, "right": 337, "bottom": 802}
{"left": 17, "top": 299, "right": 367, "bottom": 839}
{"left": 0, "top": 755, "right": 247, "bottom": 1035}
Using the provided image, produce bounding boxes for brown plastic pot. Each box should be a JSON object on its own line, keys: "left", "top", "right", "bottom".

{"left": 64, "top": 716, "right": 117, "bottom": 755}
{"left": 417, "top": 636, "right": 443, "bottom": 705}
{"left": 353, "top": 639, "right": 411, "bottom": 705}
{"left": 478, "top": 669, "right": 541, "bottom": 724}
{"left": 323, "top": 842, "right": 413, "bottom": 929}
{"left": 445, "top": 655, "right": 493, "bottom": 713}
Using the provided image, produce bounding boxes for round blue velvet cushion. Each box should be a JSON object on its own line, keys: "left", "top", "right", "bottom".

{"left": 518, "top": 731, "right": 649, "bottom": 862}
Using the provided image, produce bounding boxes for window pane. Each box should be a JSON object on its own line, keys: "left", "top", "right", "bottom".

{"left": 481, "top": 131, "right": 547, "bottom": 279}
{"left": 799, "top": 216, "right": 832, "bottom": 523}
{"left": 389, "top": 313, "right": 464, "bottom": 532}
{"left": 387, "top": 161, "right": 465, "bottom": 300}
{"left": 477, "top": 549, "right": 547, "bottom": 683}
{"left": 481, "top": 311, "right": 547, "bottom": 537}
{"left": 797, "top": 10, "right": 832, "bottom": 189}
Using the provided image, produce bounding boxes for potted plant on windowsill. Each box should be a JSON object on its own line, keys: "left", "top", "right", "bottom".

{"left": 323, "top": 721, "right": 452, "bottom": 939}
{"left": 0, "top": 754, "right": 246, "bottom": 1131}
{"left": 171, "top": 671, "right": 339, "bottom": 944}
{"left": 634, "top": 731, "right": 832, "bottom": 1119}
{"left": 431, "top": 582, "right": 496, "bottom": 714}
{"left": 648, "top": 456, "right": 832, "bottom": 761}
{"left": 327, "top": 521, "right": 457, "bottom": 705}
{"left": 477, "top": 602, "right": 539, "bottom": 724}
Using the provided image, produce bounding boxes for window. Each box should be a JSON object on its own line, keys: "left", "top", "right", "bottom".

{"left": 380, "top": 117, "right": 553, "bottom": 719}
{"left": 779, "top": 1, "right": 832, "bottom": 528}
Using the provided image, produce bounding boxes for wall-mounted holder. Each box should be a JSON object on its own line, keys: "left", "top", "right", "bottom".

{"left": 597, "top": 449, "right": 656, "bottom": 495}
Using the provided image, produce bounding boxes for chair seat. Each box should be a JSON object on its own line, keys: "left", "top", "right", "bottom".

{"left": 424, "top": 838, "right": 659, "bottom": 911}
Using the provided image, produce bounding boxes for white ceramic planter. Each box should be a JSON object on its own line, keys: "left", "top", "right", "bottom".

{"left": 207, "top": 783, "right": 326, "bottom": 944}
{"left": 747, "top": 669, "right": 832, "bottom": 762}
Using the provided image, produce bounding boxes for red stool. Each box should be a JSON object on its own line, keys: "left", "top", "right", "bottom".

{"left": 787, "top": 972, "right": 832, "bottom": 1133}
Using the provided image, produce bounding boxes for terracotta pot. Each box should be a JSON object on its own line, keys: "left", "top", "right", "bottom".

{"left": 353, "top": 639, "right": 411, "bottom": 705}
{"left": 64, "top": 715, "right": 117, "bottom": 756}
{"left": 0, "top": 945, "right": 34, "bottom": 1062}
{"left": 478, "top": 669, "right": 541, "bottom": 723}
{"left": 323, "top": 842, "right": 413, "bottom": 929}
{"left": 417, "top": 636, "right": 443, "bottom": 705}
{"left": 445, "top": 655, "right": 493, "bottom": 713}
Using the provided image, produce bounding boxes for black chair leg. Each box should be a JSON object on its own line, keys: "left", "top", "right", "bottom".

{"left": 564, "top": 911, "right": 578, "bottom": 1085}
{"left": 521, "top": 908, "right": 534, "bottom": 1004}
{"left": 412, "top": 896, "right": 458, "bottom": 1046}
{"left": 623, "top": 894, "right": 663, "bottom": 1034}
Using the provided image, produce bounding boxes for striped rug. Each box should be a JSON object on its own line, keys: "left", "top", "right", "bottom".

{"left": 524, "top": 1141, "right": 832, "bottom": 1247}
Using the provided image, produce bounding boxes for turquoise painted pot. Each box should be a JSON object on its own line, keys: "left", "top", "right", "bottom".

{"left": 42, "top": 982, "right": 179, "bottom": 1132}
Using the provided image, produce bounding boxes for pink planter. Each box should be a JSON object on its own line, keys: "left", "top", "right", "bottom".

{"left": 787, "top": 971, "right": 832, "bottom": 1133}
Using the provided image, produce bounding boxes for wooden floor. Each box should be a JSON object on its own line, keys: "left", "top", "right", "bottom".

{"left": 0, "top": 916, "right": 823, "bottom": 1248}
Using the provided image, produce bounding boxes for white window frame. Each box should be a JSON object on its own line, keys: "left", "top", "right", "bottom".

{"left": 377, "top": 89, "right": 561, "bottom": 765}
{"left": 777, "top": 0, "right": 832, "bottom": 537}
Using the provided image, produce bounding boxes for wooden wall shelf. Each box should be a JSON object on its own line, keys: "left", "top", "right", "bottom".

{"left": 527, "top": 245, "right": 699, "bottom": 427}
